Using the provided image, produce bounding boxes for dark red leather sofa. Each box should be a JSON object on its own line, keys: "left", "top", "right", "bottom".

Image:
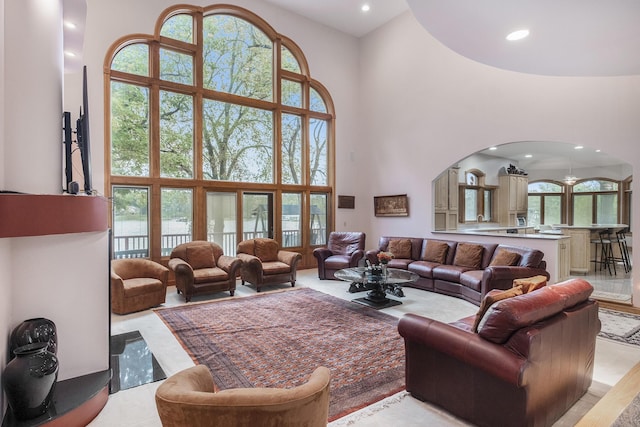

{"left": 398, "top": 278, "right": 601, "bottom": 427}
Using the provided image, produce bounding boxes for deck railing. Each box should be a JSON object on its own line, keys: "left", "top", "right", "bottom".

{"left": 112, "top": 229, "right": 325, "bottom": 259}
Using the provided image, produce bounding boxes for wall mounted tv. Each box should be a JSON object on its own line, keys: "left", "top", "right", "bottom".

{"left": 62, "top": 65, "right": 92, "bottom": 195}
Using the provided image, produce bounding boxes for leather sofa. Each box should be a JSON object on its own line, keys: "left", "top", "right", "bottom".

{"left": 398, "top": 278, "right": 600, "bottom": 427}
{"left": 313, "top": 231, "right": 366, "bottom": 279}
{"left": 367, "top": 236, "right": 549, "bottom": 305}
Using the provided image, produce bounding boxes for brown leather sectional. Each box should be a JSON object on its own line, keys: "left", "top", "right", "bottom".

{"left": 367, "top": 236, "right": 549, "bottom": 305}
{"left": 398, "top": 278, "right": 601, "bottom": 427}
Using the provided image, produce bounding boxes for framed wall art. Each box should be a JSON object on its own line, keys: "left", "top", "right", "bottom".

{"left": 374, "top": 194, "right": 409, "bottom": 217}
{"left": 338, "top": 195, "right": 355, "bottom": 209}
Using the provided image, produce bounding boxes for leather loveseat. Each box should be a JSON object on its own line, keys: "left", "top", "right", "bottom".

{"left": 367, "top": 236, "right": 549, "bottom": 305}
{"left": 398, "top": 278, "right": 600, "bottom": 427}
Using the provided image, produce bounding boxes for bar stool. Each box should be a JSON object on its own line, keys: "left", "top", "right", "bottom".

{"left": 613, "top": 228, "right": 632, "bottom": 273}
{"left": 590, "top": 229, "right": 616, "bottom": 275}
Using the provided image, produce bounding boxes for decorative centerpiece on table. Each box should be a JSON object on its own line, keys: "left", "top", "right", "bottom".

{"left": 377, "top": 251, "right": 394, "bottom": 277}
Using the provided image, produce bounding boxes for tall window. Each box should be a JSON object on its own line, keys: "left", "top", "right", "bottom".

{"left": 572, "top": 179, "right": 619, "bottom": 225}
{"left": 106, "top": 5, "right": 335, "bottom": 263}
{"left": 527, "top": 181, "right": 564, "bottom": 228}
{"left": 461, "top": 171, "right": 493, "bottom": 222}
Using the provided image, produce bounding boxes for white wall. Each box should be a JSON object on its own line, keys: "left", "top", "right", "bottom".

{"left": 359, "top": 11, "right": 640, "bottom": 300}
{"left": 1, "top": 0, "right": 110, "bottom": 396}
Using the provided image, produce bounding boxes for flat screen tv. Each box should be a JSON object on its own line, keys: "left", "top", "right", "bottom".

{"left": 76, "top": 65, "right": 92, "bottom": 195}
{"left": 63, "top": 65, "right": 92, "bottom": 195}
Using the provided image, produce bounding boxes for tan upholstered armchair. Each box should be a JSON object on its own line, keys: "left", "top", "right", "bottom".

{"left": 168, "top": 241, "right": 242, "bottom": 302}
{"left": 236, "top": 238, "right": 302, "bottom": 292}
{"left": 313, "top": 231, "right": 366, "bottom": 279}
{"left": 110, "top": 258, "right": 169, "bottom": 315}
{"left": 155, "top": 365, "right": 331, "bottom": 427}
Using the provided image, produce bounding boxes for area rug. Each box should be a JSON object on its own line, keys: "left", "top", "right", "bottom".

{"left": 599, "top": 308, "right": 640, "bottom": 346}
{"left": 155, "top": 288, "right": 405, "bottom": 421}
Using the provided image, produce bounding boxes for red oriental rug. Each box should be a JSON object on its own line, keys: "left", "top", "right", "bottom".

{"left": 155, "top": 287, "right": 405, "bottom": 421}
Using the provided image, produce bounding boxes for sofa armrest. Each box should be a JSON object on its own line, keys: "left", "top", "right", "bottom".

{"left": 398, "top": 313, "right": 527, "bottom": 386}
{"left": 312, "top": 247, "right": 333, "bottom": 262}
{"left": 217, "top": 255, "right": 242, "bottom": 276}
{"left": 481, "top": 266, "right": 551, "bottom": 295}
{"left": 349, "top": 249, "right": 365, "bottom": 265}
{"left": 169, "top": 257, "right": 194, "bottom": 280}
{"left": 237, "top": 253, "right": 263, "bottom": 274}
{"left": 365, "top": 249, "right": 380, "bottom": 265}
{"left": 278, "top": 250, "right": 302, "bottom": 266}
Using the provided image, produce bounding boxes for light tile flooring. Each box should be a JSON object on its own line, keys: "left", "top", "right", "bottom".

{"left": 91, "top": 269, "right": 640, "bottom": 426}
{"left": 573, "top": 261, "right": 633, "bottom": 305}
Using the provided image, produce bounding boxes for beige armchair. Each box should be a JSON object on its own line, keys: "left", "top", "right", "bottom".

{"left": 110, "top": 258, "right": 169, "bottom": 314}
{"left": 168, "top": 241, "right": 242, "bottom": 302}
{"left": 236, "top": 238, "right": 302, "bottom": 292}
{"left": 155, "top": 365, "right": 331, "bottom": 427}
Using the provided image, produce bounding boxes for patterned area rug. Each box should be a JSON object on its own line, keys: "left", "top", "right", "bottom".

{"left": 155, "top": 288, "right": 405, "bottom": 421}
{"left": 599, "top": 308, "right": 640, "bottom": 345}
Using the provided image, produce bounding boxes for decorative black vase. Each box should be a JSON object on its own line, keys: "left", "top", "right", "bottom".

{"left": 2, "top": 342, "right": 59, "bottom": 420}
{"left": 9, "top": 317, "right": 57, "bottom": 358}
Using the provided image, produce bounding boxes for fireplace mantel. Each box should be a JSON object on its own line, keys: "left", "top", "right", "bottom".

{"left": 0, "top": 194, "right": 108, "bottom": 238}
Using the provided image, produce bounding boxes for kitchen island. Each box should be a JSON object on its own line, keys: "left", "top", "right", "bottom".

{"left": 551, "top": 224, "right": 629, "bottom": 274}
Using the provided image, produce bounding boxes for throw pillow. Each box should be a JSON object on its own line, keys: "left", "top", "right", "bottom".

{"left": 453, "top": 243, "right": 484, "bottom": 269}
{"left": 489, "top": 249, "right": 521, "bottom": 267}
{"left": 422, "top": 240, "right": 449, "bottom": 263}
{"left": 513, "top": 275, "right": 548, "bottom": 293}
{"left": 255, "top": 239, "right": 279, "bottom": 262}
{"left": 472, "top": 286, "right": 524, "bottom": 332}
{"left": 186, "top": 245, "right": 216, "bottom": 270}
{"left": 388, "top": 239, "right": 412, "bottom": 259}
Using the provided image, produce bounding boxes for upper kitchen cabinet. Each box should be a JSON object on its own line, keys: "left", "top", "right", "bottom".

{"left": 434, "top": 167, "right": 459, "bottom": 230}
{"left": 498, "top": 173, "right": 528, "bottom": 226}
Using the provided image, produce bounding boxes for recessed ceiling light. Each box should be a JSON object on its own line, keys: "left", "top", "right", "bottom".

{"left": 489, "top": 146, "right": 497, "bottom": 151}
{"left": 64, "top": 21, "right": 76, "bottom": 29}
{"left": 595, "top": 149, "right": 601, "bottom": 153}
{"left": 361, "top": 4, "right": 370, "bottom": 12}
{"left": 525, "top": 154, "right": 533, "bottom": 158}
{"left": 506, "top": 29, "right": 530, "bottom": 41}
{"left": 574, "top": 145, "right": 584, "bottom": 150}
{"left": 64, "top": 51, "right": 76, "bottom": 57}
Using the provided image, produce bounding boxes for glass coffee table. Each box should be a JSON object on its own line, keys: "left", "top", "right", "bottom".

{"left": 334, "top": 267, "right": 419, "bottom": 309}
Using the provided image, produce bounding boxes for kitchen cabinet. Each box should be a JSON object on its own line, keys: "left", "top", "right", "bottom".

{"left": 557, "top": 238, "right": 571, "bottom": 281}
{"left": 434, "top": 167, "right": 459, "bottom": 230}
{"left": 498, "top": 174, "right": 528, "bottom": 226}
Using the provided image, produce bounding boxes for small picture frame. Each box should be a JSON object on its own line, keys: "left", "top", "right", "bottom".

{"left": 374, "top": 194, "right": 409, "bottom": 217}
{"left": 338, "top": 195, "right": 355, "bottom": 209}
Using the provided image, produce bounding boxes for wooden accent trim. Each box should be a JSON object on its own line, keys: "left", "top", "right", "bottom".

{"left": 575, "top": 362, "right": 640, "bottom": 426}
{"left": 0, "top": 195, "right": 109, "bottom": 238}
{"left": 44, "top": 387, "right": 109, "bottom": 427}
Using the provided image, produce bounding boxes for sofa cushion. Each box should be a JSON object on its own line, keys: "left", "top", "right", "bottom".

{"left": 478, "top": 287, "right": 566, "bottom": 344}
{"left": 186, "top": 245, "right": 216, "bottom": 270}
{"left": 408, "top": 261, "right": 440, "bottom": 279}
{"left": 255, "top": 239, "right": 279, "bottom": 262}
{"left": 388, "top": 239, "right": 412, "bottom": 259}
{"left": 489, "top": 249, "right": 521, "bottom": 266}
{"left": 513, "top": 275, "right": 548, "bottom": 293}
{"left": 472, "top": 287, "right": 523, "bottom": 332}
{"left": 453, "top": 243, "right": 484, "bottom": 269}
{"left": 422, "top": 240, "right": 449, "bottom": 263}
{"left": 459, "top": 270, "right": 484, "bottom": 292}
{"left": 432, "top": 264, "right": 471, "bottom": 282}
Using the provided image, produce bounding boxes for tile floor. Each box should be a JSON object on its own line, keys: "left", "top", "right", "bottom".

{"left": 90, "top": 269, "right": 640, "bottom": 426}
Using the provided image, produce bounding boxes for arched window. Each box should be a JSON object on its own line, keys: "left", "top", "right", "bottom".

{"left": 105, "top": 5, "right": 335, "bottom": 262}
{"left": 571, "top": 179, "right": 619, "bottom": 225}
{"left": 527, "top": 181, "right": 564, "bottom": 227}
